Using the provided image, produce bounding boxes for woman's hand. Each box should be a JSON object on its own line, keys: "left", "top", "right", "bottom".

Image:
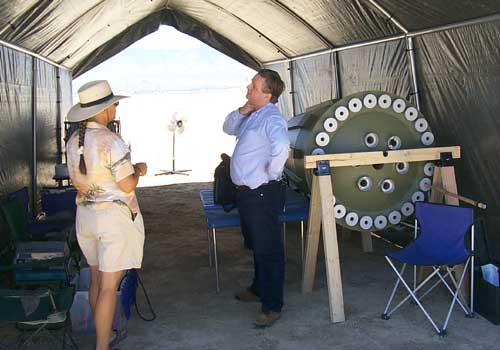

{"left": 118, "top": 162, "right": 148, "bottom": 193}
{"left": 134, "top": 162, "right": 148, "bottom": 176}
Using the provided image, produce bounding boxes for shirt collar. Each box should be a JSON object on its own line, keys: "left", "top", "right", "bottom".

{"left": 252, "top": 102, "right": 273, "bottom": 116}
{"left": 86, "top": 121, "right": 107, "bottom": 129}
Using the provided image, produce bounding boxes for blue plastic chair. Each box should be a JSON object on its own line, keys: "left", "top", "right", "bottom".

{"left": 8, "top": 187, "right": 74, "bottom": 236}
{"left": 381, "top": 202, "right": 475, "bottom": 335}
{"left": 199, "top": 187, "right": 310, "bottom": 293}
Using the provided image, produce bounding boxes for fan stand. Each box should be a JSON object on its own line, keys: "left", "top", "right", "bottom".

{"left": 156, "top": 127, "right": 191, "bottom": 176}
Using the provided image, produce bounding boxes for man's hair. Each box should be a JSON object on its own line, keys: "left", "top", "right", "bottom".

{"left": 258, "top": 69, "right": 285, "bottom": 104}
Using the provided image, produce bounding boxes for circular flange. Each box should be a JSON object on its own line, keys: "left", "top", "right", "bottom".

{"left": 360, "top": 216, "right": 374, "bottom": 230}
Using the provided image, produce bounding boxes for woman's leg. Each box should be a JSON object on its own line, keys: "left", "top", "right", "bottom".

{"left": 89, "top": 265, "right": 100, "bottom": 315}
{"left": 94, "top": 270, "right": 123, "bottom": 350}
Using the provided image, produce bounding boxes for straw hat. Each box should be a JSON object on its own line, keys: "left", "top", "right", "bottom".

{"left": 66, "top": 80, "right": 128, "bottom": 122}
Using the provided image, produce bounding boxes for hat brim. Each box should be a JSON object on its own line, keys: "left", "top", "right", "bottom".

{"left": 66, "top": 95, "right": 128, "bottom": 122}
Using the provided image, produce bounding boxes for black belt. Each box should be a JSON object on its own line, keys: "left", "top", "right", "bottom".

{"left": 237, "top": 180, "right": 279, "bottom": 192}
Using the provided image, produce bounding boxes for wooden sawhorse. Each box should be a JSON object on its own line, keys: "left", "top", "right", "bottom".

{"left": 301, "top": 146, "right": 461, "bottom": 323}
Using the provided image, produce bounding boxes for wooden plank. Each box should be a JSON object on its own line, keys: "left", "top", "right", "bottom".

{"left": 430, "top": 185, "right": 486, "bottom": 209}
{"left": 440, "top": 167, "right": 469, "bottom": 301}
{"left": 361, "top": 231, "right": 373, "bottom": 253}
{"left": 429, "top": 166, "right": 469, "bottom": 302}
{"left": 318, "top": 175, "right": 345, "bottom": 323}
{"left": 441, "top": 166, "right": 459, "bottom": 206}
{"left": 302, "top": 175, "right": 322, "bottom": 293}
{"left": 429, "top": 166, "right": 444, "bottom": 203}
{"left": 304, "top": 146, "right": 460, "bottom": 169}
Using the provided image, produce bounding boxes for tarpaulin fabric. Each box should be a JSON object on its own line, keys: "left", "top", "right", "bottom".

{"left": 338, "top": 39, "right": 412, "bottom": 101}
{"left": 0, "top": 45, "right": 33, "bottom": 198}
{"left": 1, "top": 0, "right": 498, "bottom": 76}
{"left": 0, "top": 44, "right": 71, "bottom": 203}
{"left": 35, "top": 59, "right": 58, "bottom": 193}
{"left": 72, "top": 9, "right": 262, "bottom": 78}
{"left": 291, "top": 53, "right": 338, "bottom": 116}
{"left": 414, "top": 21, "right": 500, "bottom": 222}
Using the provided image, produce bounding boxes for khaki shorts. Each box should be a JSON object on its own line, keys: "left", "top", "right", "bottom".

{"left": 76, "top": 203, "right": 145, "bottom": 272}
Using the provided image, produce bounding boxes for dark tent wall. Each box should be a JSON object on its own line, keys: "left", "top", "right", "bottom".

{"left": 0, "top": 45, "right": 33, "bottom": 198}
{"left": 0, "top": 43, "right": 72, "bottom": 204}
{"left": 415, "top": 22, "right": 500, "bottom": 255}
{"left": 267, "top": 39, "right": 413, "bottom": 117}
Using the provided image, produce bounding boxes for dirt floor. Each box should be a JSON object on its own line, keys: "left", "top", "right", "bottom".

{"left": 21, "top": 182, "right": 500, "bottom": 349}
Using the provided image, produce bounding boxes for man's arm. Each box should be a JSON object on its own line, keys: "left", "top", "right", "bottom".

{"left": 265, "top": 115, "right": 290, "bottom": 179}
{"left": 223, "top": 102, "right": 255, "bottom": 136}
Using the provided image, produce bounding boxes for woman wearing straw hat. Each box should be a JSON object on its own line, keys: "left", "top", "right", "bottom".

{"left": 66, "top": 80, "right": 147, "bottom": 350}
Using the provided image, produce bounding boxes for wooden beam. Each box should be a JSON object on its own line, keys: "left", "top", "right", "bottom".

{"left": 302, "top": 175, "right": 322, "bottom": 293}
{"left": 318, "top": 174, "right": 345, "bottom": 323}
{"left": 304, "top": 146, "right": 460, "bottom": 169}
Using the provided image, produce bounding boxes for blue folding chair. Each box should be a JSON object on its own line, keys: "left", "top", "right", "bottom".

{"left": 381, "top": 202, "right": 475, "bottom": 335}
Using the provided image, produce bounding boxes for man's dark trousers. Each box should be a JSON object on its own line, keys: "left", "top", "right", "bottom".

{"left": 237, "top": 181, "right": 284, "bottom": 313}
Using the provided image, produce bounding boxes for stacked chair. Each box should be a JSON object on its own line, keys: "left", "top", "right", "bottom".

{"left": 0, "top": 271, "right": 77, "bottom": 349}
{"left": 381, "top": 202, "right": 475, "bottom": 335}
{"left": 0, "top": 187, "right": 80, "bottom": 287}
{"left": 0, "top": 187, "right": 79, "bottom": 349}
{"left": 8, "top": 187, "right": 74, "bottom": 236}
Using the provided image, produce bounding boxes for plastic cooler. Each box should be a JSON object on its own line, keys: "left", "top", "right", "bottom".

{"left": 70, "top": 268, "right": 127, "bottom": 333}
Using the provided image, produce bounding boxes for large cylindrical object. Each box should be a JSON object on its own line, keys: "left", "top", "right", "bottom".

{"left": 285, "top": 91, "right": 435, "bottom": 231}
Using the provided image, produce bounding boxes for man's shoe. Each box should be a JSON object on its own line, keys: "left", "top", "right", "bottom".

{"left": 253, "top": 311, "right": 281, "bottom": 329}
{"left": 235, "top": 289, "right": 260, "bottom": 302}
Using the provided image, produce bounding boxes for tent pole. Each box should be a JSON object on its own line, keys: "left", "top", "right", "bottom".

{"left": 56, "top": 68, "right": 63, "bottom": 164}
{"left": 366, "top": 0, "right": 421, "bottom": 109}
{"left": 407, "top": 37, "right": 421, "bottom": 110}
{"left": 289, "top": 60, "right": 296, "bottom": 116}
{"left": 31, "top": 57, "right": 38, "bottom": 214}
{"left": 333, "top": 52, "right": 342, "bottom": 99}
{"left": 264, "top": 12, "right": 500, "bottom": 65}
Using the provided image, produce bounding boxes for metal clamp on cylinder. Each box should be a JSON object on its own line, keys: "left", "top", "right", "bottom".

{"left": 439, "top": 152, "right": 453, "bottom": 167}
{"left": 315, "top": 160, "right": 331, "bottom": 176}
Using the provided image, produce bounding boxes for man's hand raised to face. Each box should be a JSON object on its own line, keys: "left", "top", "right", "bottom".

{"left": 239, "top": 101, "right": 256, "bottom": 117}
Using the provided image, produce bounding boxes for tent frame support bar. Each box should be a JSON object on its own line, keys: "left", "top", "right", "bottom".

{"left": 263, "top": 12, "right": 500, "bottom": 66}
{"left": 367, "top": 0, "right": 408, "bottom": 34}
{"left": 366, "top": 0, "right": 421, "bottom": 109}
{"left": 0, "top": 38, "right": 70, "bottom": 71}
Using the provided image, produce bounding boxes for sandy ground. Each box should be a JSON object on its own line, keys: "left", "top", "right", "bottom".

{"left": 67, "top": 182, "right": 500, "bottom": 350}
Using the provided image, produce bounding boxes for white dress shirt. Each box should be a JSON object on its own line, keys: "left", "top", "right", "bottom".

{"left": 223, "top": 103, "right": 290, "bottom": 189}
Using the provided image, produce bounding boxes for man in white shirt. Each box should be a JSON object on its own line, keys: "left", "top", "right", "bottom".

{"left": 223, "top": 69, "right": 290, "bottom": 328}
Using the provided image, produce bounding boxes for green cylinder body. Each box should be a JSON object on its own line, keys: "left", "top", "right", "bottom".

{"left": 285, "top": 91, "right": 435, "bottom": 231}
